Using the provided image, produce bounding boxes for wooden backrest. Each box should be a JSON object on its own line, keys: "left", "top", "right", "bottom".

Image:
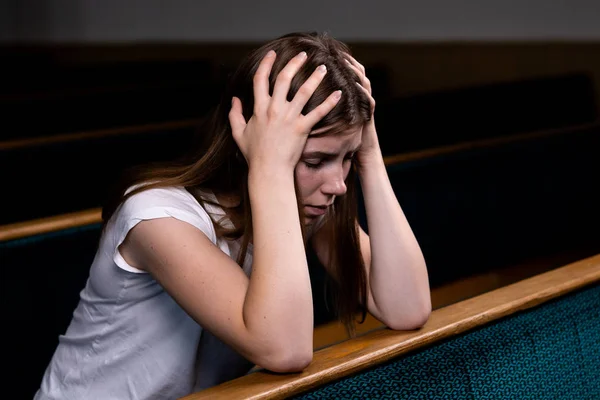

{"left": 2, "top": 122, "right": 597, "bottom": 240}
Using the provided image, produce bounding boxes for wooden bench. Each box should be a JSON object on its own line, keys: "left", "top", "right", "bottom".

{"left": 363, "top": 122, "right": 600, "bottom": 287}
{"left": 0, "top": 119, "right": 198, "bottom": 224}
{"left": 181, "top": 253, "right": 600, "bottom": 399}
{"left": 2, "top": 126, "right": 598, "bottom": 397}
{"left": 1, "top": 120, "right": 597, "bottom": 226}
{"left": 375, "top": 72, "right": 597, "bottom": 154}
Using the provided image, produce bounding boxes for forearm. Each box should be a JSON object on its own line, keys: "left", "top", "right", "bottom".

{"left": 359, "top": 151, "right": 431, "bottom": 328}
{"left": 243, "top": 168, "right": 314, "bottom": 352}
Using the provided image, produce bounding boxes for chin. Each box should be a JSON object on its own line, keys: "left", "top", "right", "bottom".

{"left": 303, "top": 216, "right": 317, "bottom": 226}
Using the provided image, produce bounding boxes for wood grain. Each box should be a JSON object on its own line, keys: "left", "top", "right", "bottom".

{"left": 382, "top": 121, "right": 597, "bottom": 165}
{"left": 0, "top": 118, "right": 200, "bottom": 151}
{"left": 0, "top": 208, "right": 102, "bottom": 242}
{"left": 181, "top": 253, "right": 600, "bottom": 400}
{"left": 311, "top": 248, "right": 580, "bottom": 350}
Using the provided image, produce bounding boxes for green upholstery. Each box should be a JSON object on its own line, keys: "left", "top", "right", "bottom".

{"left": 296, "top": 283, "right": 600, "bottom": 399}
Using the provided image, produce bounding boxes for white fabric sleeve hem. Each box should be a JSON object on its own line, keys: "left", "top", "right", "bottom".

{"left": 113, "top": 206, "right": 217, "bottom": 274}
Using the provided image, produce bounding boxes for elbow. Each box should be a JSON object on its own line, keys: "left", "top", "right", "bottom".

{"left": 259, "top": 348, "right": 313, "bottom": 373}
{"left": 385, "top": 301, "right": 432, "bottom": 331}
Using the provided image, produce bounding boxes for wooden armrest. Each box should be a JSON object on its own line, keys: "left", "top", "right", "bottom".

{"left": 181, "top": 253, "right": 600, "bottom": 400}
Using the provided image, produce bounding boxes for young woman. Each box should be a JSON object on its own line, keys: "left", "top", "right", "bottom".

{"left": 35, "top": 32, "right": 431, "bottom": 399}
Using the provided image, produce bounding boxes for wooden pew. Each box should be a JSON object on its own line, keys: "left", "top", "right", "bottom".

{"left": 375, "top": 72, "right": 597, "bottom": 155}
{"left": 0, "top": 118, "right": 201, "bottom": 152}
{"left": 2, "top": 68, "right": 597, "bottom": 224}
{"left": 2, "top": 121, "right": 597, "bottom": 237}
{"left": 0, "top": 119, "right": 199, "bottom": 225}
{"left": 4, "top": 228, "right": 590, "bottom": 399}
{"left": 311, "top": 248, "right": 593, "bottom": 350}
{"left": 2, "top": 125, "right": 598, "bottom": 397}
{"left": 5, "top": 43, "right": 596, "bottom": 144}
{"left": 181, "top": 254, "right": 600, "bottom": 399}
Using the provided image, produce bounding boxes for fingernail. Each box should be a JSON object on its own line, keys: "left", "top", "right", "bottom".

{"left": 317, "top": 65, "right": 327, "bottom": 73}
{"left": 266, "top": 50, "right": 276, "bottom": 58}
{"left": 298, "top": 51, "right": 307, "bottom": 59}
{"left": 231, "top": 97, "right": 235, "bottom": 106}
{"left": 333, "top": 90, "right": 342, "bottom": 100}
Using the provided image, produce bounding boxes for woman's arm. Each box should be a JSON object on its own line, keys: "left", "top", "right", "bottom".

{"left": 120, "top": 51, "right": 342, "bottom": 373}
{"left": 312, "top": 54, "right": 431, "bottom": 331}
{"left": 355, "top": 151, "right": 432, "bottom": 330}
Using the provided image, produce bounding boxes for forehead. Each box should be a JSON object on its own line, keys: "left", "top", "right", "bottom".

{"left": 305, "top": 126, "right": 362, "bottom": 152}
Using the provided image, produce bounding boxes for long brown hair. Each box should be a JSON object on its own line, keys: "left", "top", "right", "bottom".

{"left": 102, "top": 31, "right": 372, "bottom": 335}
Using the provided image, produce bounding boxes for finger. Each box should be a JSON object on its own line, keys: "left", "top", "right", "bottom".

{"left": 355, "top": 82, "right": 376, "bottom": 113}
{"left": 302, "top": 90, "right": 342, "bottom": 128}
{"left": 228, "top": 97, "right": 247, "bottom": 142}
{"left": 344, "top": 58, "right": 364, "bottom": 80}
{"left": 345, "top": 59, "right": 372, "bottom": 94}
{"left": 289, "top": 64, "right": 327, "bottom": 115}
{"left": 271, "top": 51, "right": 308, "bottom": 104}
{"left": 343, "top": 53, "right": 366, "bottom": 74}
{"left": 253, "top": 50, "right": 277, "bottom": 111}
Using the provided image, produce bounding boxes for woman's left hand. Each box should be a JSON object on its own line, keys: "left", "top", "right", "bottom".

{"left": 343, "top": 53, "right": 382, "bottom": 166}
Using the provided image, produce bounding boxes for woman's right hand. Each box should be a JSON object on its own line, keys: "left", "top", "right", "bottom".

{"left": 229, "top": 50, "right": 342, "bottom": 173}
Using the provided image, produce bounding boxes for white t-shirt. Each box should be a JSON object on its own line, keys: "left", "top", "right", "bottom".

{"left": 35, "top": 186, "right": 255, "bottom": 400}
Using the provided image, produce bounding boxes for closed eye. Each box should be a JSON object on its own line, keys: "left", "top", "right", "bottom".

{"left": 304, "top": 160, "right": 324, "bottom": 169}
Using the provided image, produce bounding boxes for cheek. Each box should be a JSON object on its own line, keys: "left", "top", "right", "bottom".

{"left": 343, "top": 161, "right": 352, "bottom": 179}
{"left": 295, "top": 166, "right": 323, "bottom": 196}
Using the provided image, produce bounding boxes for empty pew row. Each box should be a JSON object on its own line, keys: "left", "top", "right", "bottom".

{"left": 2, "top": 124, "right": 599, "bottom": 397}
{"left": 3, "top": 46, "right": 596, "bottom": 143}
{"left": 182, "top": 254, "right": 600, "bottom": 399}
{"left": 2, "top": 121, "right": 599, "bottom": 296}
{"left": 0, "top": 120, "right": 198, "bottom": 224}
{"left": 1, "top": 117, "right": 597, "bottom": 226}
{"left": 2, "top": 68, "right": 597, "bottom": 224}
{"left": 2, "top": 70, "right": 595, "bottom": 145}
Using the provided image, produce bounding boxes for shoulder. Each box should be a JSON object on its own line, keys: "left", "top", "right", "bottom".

{"left": 111, "top": 185, "right": 218, "bottom": 246}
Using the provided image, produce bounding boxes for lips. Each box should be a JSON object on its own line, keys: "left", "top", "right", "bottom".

{"left": 304, "top": 205, "right": 328, "bottom": 217}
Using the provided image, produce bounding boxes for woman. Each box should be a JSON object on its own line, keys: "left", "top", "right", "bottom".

{"left": 35, "top": 32, "right": 431, "bottom": 399}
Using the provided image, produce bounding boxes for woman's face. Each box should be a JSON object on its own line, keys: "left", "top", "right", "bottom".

{"left": 295, "top": 125, "right": 363, "bottom": 225}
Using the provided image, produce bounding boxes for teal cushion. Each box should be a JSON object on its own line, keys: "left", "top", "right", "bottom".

{"left": 296, "top": 283, "right": 600, "bottom": 399}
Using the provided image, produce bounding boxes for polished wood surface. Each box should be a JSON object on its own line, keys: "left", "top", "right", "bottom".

{"left": 181, "top": 253, "right": 600, "bottom": 400}
{"left": 312, "top": 249, "right": 580, "bottom": 350}
{"left": 0, "top": 118, "right": 200, "bottom": 151}
{"left": 382, "top": 122, "right": 597, "bottom": 165}
{"left": 0, "top": 208, "right": 101, "bottom": 242}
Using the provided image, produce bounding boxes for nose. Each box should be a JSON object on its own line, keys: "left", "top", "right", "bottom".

{"left": 321, "top": 168, "right": 347, "bottom": 197}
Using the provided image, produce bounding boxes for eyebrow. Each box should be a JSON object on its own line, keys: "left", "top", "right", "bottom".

{"left": 302, "top": 146, "right": 361, "bottom": 158}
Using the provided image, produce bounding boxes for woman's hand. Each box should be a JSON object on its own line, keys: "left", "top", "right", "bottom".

{"left": 343, "top": 53, "right": 382, "bottom": 167}
{"left": 229, "top": 50, "right": 342, "bottom": 174}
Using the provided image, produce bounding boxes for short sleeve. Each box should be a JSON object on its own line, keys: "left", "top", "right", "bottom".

{"left": 109, "top": 186, "right": 217, "bottom": 273}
